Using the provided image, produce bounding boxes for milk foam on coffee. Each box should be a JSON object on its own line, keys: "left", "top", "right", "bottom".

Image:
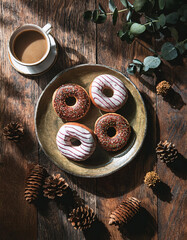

{"left": 13, "top": 30, "right": 47, "bottom": 64}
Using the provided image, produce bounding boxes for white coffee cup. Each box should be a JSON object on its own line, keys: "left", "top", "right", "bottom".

{"left": 8, "top": 23, "right": 52, "bottom": 66}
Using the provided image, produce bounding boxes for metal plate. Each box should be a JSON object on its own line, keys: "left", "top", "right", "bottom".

{"left": 35, "top": 64, "right": 147, "bottom": 178}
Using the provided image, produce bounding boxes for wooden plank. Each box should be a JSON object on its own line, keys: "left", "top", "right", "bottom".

{"left": 157, "top": 59, "right": 187, "bottom": 239}
{"left": 29, "top": 0, "right": 97, "bottom": 239}
{"left": 0, "top": 1, "right": 39, "bottom": 239}
{"left": 96, "top": 1, "right": 158, "bottom": 239}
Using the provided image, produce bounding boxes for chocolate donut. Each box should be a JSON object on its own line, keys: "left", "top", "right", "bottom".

{"left": 89, "top": 74, "right": 128, "bottom": 112}
{"left": 52, "top": 84, "right": 90, "bottom": 121}
{"left": 94, "top": 113, "right": 131, "bottom": 152}
{"left": 56, "top": 123, "right": 96, "bottom": 161}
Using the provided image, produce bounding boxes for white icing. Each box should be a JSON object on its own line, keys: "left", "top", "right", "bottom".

{"left": 56, "top": 124, "right": 96, "bottom": 161}
{"left": 91, "top": 74, "right": 128, "bottom": 112}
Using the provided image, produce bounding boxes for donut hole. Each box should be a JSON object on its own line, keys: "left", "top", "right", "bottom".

{"left": 70, "top": 138, "right": 81, "bottom": 146}
{"left": 102, "top": 87, "right": 113, "bottom": 97}
{"left": 65, "top": 96, "right": 76, "bottom": 106}
{"left": 107, "top": 127, "right": 116, "bottom": 138}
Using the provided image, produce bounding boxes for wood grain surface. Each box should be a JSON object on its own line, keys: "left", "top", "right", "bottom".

{"left": 0, "top": 0, "right": 186, "bottom": 240}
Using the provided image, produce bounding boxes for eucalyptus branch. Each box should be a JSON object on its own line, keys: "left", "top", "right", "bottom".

{"left": 106, "top": 8, "right": 128, "bottom": 15}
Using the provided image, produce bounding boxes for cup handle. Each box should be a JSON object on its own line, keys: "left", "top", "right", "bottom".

{"left": 42, "top": 23, "right": 52, "bottom": 34}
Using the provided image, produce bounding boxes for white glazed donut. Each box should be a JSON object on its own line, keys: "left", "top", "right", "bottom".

{"left": 89, "top": 74, "right": 128, "bottom": 112}
{"left": 56, "top": 123, "right": 96, "bottom": 161}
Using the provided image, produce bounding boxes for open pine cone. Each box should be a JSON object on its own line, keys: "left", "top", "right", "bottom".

{"left": 3, "top": 122, "right": 24, "bottom": 142}
{"left": 109, "top": 197, "right": 141, "bottom": 226}
{"left": 144, "top": 171, "right": 160, "bottom": 188}
{"left": 43, "top": 174, "right": 69, "bottom": 199}
{"left": 68, "top": 205, "right": 96, "bottom": 230}
{"left": 156, "top": 140, "right": 178, "bottom": 163}
{"left": 25, "top": 164, "right": 47, "bottom": 203}
{"left": 156, "top": 80, "right": 171, "bottom": 97}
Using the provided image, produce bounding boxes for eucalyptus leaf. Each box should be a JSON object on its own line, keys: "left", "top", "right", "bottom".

{"left": 161, "top": 42, "right": 178, "bottom": 61}
{"left": 166, "top": 12, "right": 179, "bottom": 24}
{"left": 130, "top": 23, "right": 146, "bottom": 35}
{"left": 117, "top": 30, "right": 127, "bottom": 41}
{"left": 113, "top": 7, "right": 118, "bottom": 25}
{"left": 159, "top": 0, "right": 165, "bottom": 10}
{"left": 133, "top": 59, "right": 143, "bottom": 65}
{"left": 134, "top": 0, "right": 147, "bottom": 12}
{"left": 97, "top": 14, "right": 107, "bottom": 24}
{"left": 83, "top": 11, "right": 92, "bottom": 21}
{"left": 127, "top": 64, "right": 137, "bottom": 75}
{"left": 126, "top": 10, "right": 132, "bottom": 22}
{"left": 109, "top": 0, "right": 116, "bottom": 12}
{"left": 92, "top": 10, "right": 99, "bottom": 23}
{"left": 143, "top": 56, "right": 161, "bottom": 69}
{"left": 143, "top": 65, "right": 149, "bottom": 72}
{"left": 176, "top": 43, "right": 185, "bottom": 55}
{"left": 168, "top": 27, "right": 178, "bottom": 42}
{"left": 99, "top": 3, "right": 106, "bottom": 14}
{"left": 120, "top": 0, "right": 128, "bottom": 8}
{"left": 158, "top": 14, "right": 166, "bottom": 27}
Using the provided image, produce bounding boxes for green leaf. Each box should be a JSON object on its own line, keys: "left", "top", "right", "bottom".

{"left": 134, "top": 0, "right": 147, "bottom": 12}
{"left": 92, "top": 10, "right": 99, "bottom": 23}
{"left": 97, "top": 14, "right": 107, "bottom": 24}
{"left": 143, "top": 65, "right": 149, "bottom": 72}
{"left": 83, "top": 11, "right": 92, "bottom": 21}
{"left": 117, "top": 30, "right": 127, "bottom": 41}
{"left": 126, "top": 10, "right": 132, "bottom": 21}
{"left": 161, "top": 42, "right": 178, "bottom": 61}
{"left": 99, "top": 3, "right": 106, "bottom": 14}
{"left": 168, "top": 27, "right": 178, "bottom": 42}
{"left": 130, "top": 23, "right": 146, "bottom": 35}
{"left": 158, "top": 14, "right": 166, "bottom": 27}
{"left": 133, "top": 59, "right": 143, "bottom": 65}
{"left": 113, "top": 7, "right": 118, "bottom": 25}
{"left": 109, "top": 0, "right": 116, "bottom": 12}
{"left": 120, "top": 0, "right": 128, "bottom": 8}
{"left": 159, "top": 0, "right": 165, "bottom": 10}
{"left": 127, "top": 64, "right": 137, "bottom": 75}
{"left": 166, "top": 12, "right": 179, "bottom": 24}
{"left": 143, "top": 56, "right": 161, "bottom": 69}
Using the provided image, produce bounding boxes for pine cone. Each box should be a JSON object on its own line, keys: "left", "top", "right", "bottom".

{"left": 24, "top": 164, "right": 47, "bottom": 203}
{"left": 3, "top": 122, "right": 24, "bottom": 142}
{"left": 144, "top": 171, "right": 160, "bottom": 188}
{"left": 109, "top": 197, "right": 141, "bottom": 226}
{"left": 43, "top": 174, "right": 69, "bottom": 200}
{"left": 156, "top": 140, "right": 178, "bottom": 163}
{"left": 68, "top": 205, "right": 96, "bottom": 230}
{"left": 156, "top": 80, "right": 171, "bottom": 97}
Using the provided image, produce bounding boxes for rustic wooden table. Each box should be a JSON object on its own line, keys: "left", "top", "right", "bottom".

{"left": 0, "top": 0, "right": 186, "bottom": 240}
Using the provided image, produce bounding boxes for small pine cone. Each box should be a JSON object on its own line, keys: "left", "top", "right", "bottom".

{"left": 144, "top": 171, "right": 160, "bottom": 188}
{"left": 109, "top": 197, "right": 141, "bottom": 226}
{"left": 24, "top": 164, "right": 47, "bottom": 203}
{"left": 3, "top": 122, "right": 24, "bottom": 142}
{"left": 68, "top": 205, "right": 96, "bottom": 230}
{"left": 156, "top": 140, "right": 178, "bottom": 163}
{"left": 156, "top": 80, "right": 171, "bottom": 97}
{"left": 43, "top": 174, "right": 69, "bottom": 200}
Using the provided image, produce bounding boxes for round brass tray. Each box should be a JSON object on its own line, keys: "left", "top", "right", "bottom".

{"left": 35, "top": 64, "right": 147, "bottom": 178}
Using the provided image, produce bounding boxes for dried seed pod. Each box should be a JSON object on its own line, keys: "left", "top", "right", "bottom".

{"left": 156, "top": 140, "right": 178, "bottom": 163}
{"left": 144, "top": 171, "right": 160, "bottom": 188}
{"left": 3, "top": 122, "right": 24, "bottom": 142}
{"left": 25, "top": 164, "right": 47, "bottom": 203}
{"left": 68, "top": 205, "right": 96, "bottom": 230}
{"left": 156, "top": 80, "right": 171, "bottom": 97}
{"left": 43, "top": 174, "right": 69, "bottom": 199}
{"left": 109, "top": 197, "right": 141, "bottom": 226}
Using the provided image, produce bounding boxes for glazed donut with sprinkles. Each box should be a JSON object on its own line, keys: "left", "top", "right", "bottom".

{"left": 52, "top": 84, "right": 90, "bottom": 122}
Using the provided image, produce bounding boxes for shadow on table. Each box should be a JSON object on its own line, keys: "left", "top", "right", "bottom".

{"left": 119, "top": 207, "right": 157, "bottom": 240}
{"left": 20, "top": 39, "right": 88, "bottom": 90}
{"left": 167, "top": 153, "right": 187, "bottom": 180}
{"left": 152, "top": 181, "right": 173, "bottom": 203}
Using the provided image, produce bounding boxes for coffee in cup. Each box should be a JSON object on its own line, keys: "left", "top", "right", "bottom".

{"left": 13, "top": 30, "right": 47, "bottom": 64}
